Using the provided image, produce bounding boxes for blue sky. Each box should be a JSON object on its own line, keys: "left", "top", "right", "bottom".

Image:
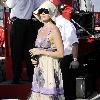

{"left": 92, "top": 0, "right": 100, "bottom": 12}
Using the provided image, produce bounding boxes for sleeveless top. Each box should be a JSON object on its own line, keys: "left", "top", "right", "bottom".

{"left": 35, "top": 27, "right": 57, "bottom": 51}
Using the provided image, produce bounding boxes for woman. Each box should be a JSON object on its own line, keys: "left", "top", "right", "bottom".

{"left": 28, "top": 1, "right": 65, "bottom": 100}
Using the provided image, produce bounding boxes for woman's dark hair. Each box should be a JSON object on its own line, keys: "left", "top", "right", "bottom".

{"left": 51, "top": 19, "right": 56, "bottom": 25}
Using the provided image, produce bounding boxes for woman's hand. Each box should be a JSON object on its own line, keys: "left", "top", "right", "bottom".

{"left": 29, "top": 48, "right": 41, "bottom": 57}
{"left": 31, "top": 59, "right": 38, "bottom": 65}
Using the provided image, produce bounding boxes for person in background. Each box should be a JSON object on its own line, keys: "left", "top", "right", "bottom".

{"left": 28, "top": 1, "right": 65, "bottom": 100}
{"left": 50, "top": 0, "right": 72, "bottom": 20}
{"left": 55, "top": 3, "right": 79, "bottom": 100}
{"left": 0, "top": 0, "right": 47, "bottom": 84}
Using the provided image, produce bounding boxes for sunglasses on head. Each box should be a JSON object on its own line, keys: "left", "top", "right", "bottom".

{"left": 38, "top": 8, "right": 49, "bottom": 14}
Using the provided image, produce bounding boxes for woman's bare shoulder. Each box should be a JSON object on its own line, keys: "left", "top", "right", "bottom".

{"left": 50, "top": 24, "right": 60, "bottom": 32}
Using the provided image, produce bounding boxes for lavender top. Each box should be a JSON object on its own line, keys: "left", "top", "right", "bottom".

{"left": 35, "top": 27, "right": 57, "bottom": 51}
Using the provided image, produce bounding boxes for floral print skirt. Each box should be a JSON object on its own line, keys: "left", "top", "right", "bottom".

{"left": 28, "top": 56, "right": 65, "bottom": 100}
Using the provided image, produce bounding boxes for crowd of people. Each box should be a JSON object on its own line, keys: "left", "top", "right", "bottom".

{"left": 0, "top": 0, "right": 79, "bottom": 100}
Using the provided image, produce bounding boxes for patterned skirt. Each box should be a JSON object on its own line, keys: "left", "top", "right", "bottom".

{"left": 28, "top": 56, "right": 65, "bottom": 100}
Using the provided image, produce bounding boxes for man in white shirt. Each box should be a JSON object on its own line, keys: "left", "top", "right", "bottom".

{"left": 0, "top": 0, "right": 47, "bottom": 84}
{"left": 56, "top": 3, "right": 79, "bottom": 100}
